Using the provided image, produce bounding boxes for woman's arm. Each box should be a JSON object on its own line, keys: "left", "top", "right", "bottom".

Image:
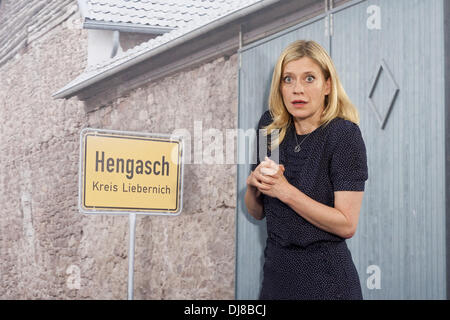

{"left": 279, "top": 185, "right": 364, "bottom": 239}
{"left": 244, "top": 184, "right": 265, "bottom": 220}
{"left": 257, "top": 169, "right": 364, "bottom": 239}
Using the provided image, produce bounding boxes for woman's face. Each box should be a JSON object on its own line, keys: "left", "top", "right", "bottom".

{"left": 280, "top": 57, "right": 331, "bottom": 123}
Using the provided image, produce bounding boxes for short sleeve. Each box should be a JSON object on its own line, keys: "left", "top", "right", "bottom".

{"left": 250, "top": 110, "right": 272, "bottom": 172}
{"left": 330, "top": 123, "right": 368, "bottom": 191}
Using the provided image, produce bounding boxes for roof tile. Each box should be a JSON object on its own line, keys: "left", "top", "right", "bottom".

{"left": 85, "top": 0, "right": 240, "bottom": 28}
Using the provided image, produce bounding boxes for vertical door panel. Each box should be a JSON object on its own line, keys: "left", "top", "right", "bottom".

{"left": 331, "top": 0, "right": 445, "bottom": 299}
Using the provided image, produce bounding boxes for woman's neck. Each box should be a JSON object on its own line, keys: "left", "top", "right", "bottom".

{"left": 292, "top": 117, "right": 321, "bottom": 135}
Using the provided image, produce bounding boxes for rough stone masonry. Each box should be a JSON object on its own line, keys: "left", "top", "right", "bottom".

{"left": 0, "top": 2, "right": 238, "bottom": 299}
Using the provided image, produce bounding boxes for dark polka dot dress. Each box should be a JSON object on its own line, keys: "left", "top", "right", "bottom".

{"left": 251, "top": 110, "right": 369, "bottom": 300}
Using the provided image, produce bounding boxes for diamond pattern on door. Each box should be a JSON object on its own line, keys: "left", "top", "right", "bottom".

{"left": 368, "top": 59, "right": 400, "bottom": 129}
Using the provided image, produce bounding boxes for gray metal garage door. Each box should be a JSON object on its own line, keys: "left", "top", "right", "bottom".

{"left": 236, "top": 0, "right": 447, "bottom": 299}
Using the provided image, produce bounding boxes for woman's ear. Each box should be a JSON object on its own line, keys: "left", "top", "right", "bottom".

{"left": 324, "top": 77, "right": 331, "bottom": 96}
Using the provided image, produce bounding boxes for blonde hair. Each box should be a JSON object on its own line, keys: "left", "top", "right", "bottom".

{"left": 263, "top": 40, "right": 360, "bottom": 150}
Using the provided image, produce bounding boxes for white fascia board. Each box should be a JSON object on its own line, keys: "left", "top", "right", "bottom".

{"left": 83, "top": 18, "right": 176, "bottom": 34}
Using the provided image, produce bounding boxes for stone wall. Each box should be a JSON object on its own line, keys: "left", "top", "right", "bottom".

{"left": 0, "top": 3, "right": 238, "bottom": 299}
{"left": 0, "top": 0, "right": 76, "bottom": 68}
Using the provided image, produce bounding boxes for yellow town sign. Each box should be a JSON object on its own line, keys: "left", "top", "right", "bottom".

{"left": 79, "top": 128, "right": 183, "bottom": 215}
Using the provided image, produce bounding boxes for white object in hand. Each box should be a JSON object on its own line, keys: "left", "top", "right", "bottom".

{"left": 260, "top": 156, "right": 279, "bottom": 175}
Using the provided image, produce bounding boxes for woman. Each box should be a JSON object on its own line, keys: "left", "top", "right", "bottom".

{"left": 244, "top": 40, "right": 368, "bottom": 300}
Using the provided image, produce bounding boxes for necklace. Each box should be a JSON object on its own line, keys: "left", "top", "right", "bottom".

{"left": 293, "top": 125, "right": 313, "bottom": 152}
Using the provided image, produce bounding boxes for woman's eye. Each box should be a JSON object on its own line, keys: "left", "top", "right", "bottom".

{"left": 283, "top": 76, "right": 292, "bottom": 83}
{"left": 305, "top": 75, "right": 315, "bottom": 82}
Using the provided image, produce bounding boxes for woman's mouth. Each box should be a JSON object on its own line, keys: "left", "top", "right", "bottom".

{"left": 292, "top": 100, "right": 308, "bottom": 107}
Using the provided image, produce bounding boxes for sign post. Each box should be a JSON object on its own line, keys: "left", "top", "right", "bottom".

{"left": 128, "top": 213, "right": 136, "bottom": 300}
{"left": 78, "top": 128, "right": 184, "bottom": 299}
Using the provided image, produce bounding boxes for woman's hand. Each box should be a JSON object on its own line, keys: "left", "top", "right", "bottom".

{"left": 257, "top": 165, "right": 290, "bottom": 200}
{"left": 247, "top": 157, "right": 290, "bottom": 200}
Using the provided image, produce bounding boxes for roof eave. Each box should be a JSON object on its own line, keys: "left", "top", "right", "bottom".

{"left": 52, "top": 0, "right": 280, "bottom": 100}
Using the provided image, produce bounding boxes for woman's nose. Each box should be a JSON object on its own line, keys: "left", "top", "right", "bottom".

{"left": 293, "top": 80, "right": 304, "bottom": 93}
